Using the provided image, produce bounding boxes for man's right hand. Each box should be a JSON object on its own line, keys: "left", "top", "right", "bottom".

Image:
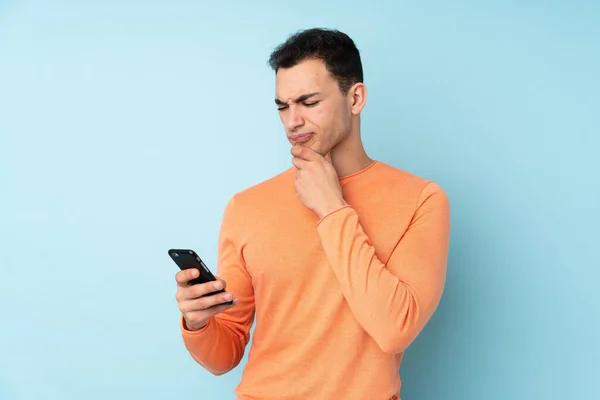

{"left": 175, "top": 269, "right": 239, "bottom": 331}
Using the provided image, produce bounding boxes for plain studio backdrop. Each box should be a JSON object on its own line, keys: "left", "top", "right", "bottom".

{"left": 1, "top": 1, "right": 598, "bottom": 399}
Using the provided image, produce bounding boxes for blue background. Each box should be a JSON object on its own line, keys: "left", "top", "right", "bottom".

{"left": 1, "top": 1, "right": 599, "bottom": 399}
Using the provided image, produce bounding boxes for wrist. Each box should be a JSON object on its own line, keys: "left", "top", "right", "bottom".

{"left": 318, "top": 199, "right": 348, "bottom": 219}
{"left": 183, "top": 316, "right": 209, "bottom": 332}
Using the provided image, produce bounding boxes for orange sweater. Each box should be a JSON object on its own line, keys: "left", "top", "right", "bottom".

{"left": 180, "top": 160, "right": 451, "bottom": 400}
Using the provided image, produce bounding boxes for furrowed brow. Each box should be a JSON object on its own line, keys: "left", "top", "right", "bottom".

{"left": 274, "top": 92, "right": 321, "bottom": 105}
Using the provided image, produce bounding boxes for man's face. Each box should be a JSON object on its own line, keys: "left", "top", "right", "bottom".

{"left": 275, "top": 59, "right": 352, "bottom": 156}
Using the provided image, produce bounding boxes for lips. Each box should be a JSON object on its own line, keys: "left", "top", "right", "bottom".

{"left": 288, "top": 132, "right": 314, "bottom": 143}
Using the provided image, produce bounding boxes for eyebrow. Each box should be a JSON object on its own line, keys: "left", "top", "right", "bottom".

{"left": 274, "top": 92, "right": 321, "bottom": 106}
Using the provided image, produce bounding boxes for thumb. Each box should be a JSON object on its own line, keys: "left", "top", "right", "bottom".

{"left": 324, "top": 151, "right": 332, "bottom": 163}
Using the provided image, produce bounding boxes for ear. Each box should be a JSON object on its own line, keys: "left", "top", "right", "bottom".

{"left": 348, "top": 82, "right": 367, "bottom": 115}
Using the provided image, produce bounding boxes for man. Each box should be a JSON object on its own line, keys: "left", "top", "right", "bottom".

{"left": 174, "top": 28, "right": 451, "bottom": 400}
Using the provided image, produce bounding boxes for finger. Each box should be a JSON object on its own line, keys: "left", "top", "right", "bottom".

{"left": 182, "top": 280, "right": 226, "bottom": 301}
{"left": 186, "top": 299, "right": 239, "bottom": 322}
{"left": 292, "top": 156, "right": 307, "bottom": 169}
{"left": 211, "top": 276, "right": 227, "bottom": 290}
{"left": 175, "top": 269, "right": 199, "bottom": 285}
{"left": 180, "top": 291, "right": 236, "bottom": 312}
{"left": 207, "top": 299, "right": 239, "bottom": 315}
{"left": 215, "top": 277, "right": 227, "bottom": 290}
{"left": 176, "top": 276, "right": 228, "bottom": 303}
{"left": 291, "top": 145, "right": 319, "bottom": 161}
{"left": 324, "top": 152, "right": 332, "bottom": 163}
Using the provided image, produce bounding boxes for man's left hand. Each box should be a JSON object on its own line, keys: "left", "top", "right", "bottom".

{"left": 291, "top": 145, "right": 348, "bottom": 219}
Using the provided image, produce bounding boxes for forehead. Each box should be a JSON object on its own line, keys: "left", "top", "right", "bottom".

{"left": 275, "top": 59, "right": 337, "bottom": 100}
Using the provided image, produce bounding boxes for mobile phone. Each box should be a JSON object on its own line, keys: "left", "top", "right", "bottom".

{"left": 168, "top": 249, "right": 232, "bottom": 305}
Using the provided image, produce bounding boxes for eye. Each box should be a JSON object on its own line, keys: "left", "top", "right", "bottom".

{"left": 277, "top": 105, "right": 289, "bottom": 112}
{"left": 304, "top": 101, "right": 319, "bottom": 107}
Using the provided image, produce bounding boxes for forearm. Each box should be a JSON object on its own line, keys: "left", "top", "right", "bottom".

{"left": 181, "top": 195, "right": 255, "bottom": 375}
{"left": 181, "top": 314, "right": 249, "bottom": 375}
{"left": 316, "top": 186, "right": 450, "bottom": 354}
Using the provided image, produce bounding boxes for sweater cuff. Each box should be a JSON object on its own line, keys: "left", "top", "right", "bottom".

{"left": 180, "top": 314, "right": 213, "bottom": 336}
{"left": 316, "top": 204, "right": 353, "bottom": 227}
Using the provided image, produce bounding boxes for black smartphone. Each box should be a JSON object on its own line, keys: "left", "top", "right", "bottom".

{"left": 168, "top": 249, "right": 233, "bottom": 305}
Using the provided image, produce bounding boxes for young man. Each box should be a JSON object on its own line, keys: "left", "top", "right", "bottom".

{"left": 174, "top": 28, "right": 451, "bottom": 400}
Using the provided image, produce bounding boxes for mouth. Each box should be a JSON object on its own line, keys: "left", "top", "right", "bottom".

{"left": 288, "top": 132, "right": 314, "bottom": 144}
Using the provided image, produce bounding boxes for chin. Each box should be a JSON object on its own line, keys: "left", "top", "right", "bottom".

{"left": 296, "top": 137, "right": 319, "bottom": 151}
{"left": 310, "top": 144, "right": 326, "bottom": 156}
{"left": 308, "top": 137, "right": 322, "bottom": 152}
{"left": 312, "top": 142, "right": 329, "bottom": 156}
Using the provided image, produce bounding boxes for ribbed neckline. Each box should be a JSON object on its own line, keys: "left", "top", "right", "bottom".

{"left": 338, "top": 160, "right": 379, "bottom": 181}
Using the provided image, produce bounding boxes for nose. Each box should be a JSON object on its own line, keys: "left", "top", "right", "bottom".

{"left": 285, "top": 105, "right": 304, "bottom": 132}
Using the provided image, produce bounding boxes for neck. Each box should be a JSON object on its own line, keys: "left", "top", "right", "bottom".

{"left": 329, "top": 128, "right": 373, "bottom": 178}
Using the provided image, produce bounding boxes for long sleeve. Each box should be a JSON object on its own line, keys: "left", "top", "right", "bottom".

{"left": 316, "top": 181, "right": 450, "bottom": 354}
{"left": 180, "top": 196, "right": 255, "bottom": 375}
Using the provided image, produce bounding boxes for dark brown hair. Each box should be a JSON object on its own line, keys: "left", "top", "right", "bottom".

{"left": 268, "top": 28, "right": 364, "bottom": 94}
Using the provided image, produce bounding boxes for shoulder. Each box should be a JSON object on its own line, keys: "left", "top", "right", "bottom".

{"left": 222, "top": 166, "right": 296, "bottom": 214}
{"left": 372, "top": 161, "right": 449, "bottom": 209}
{"left": 373, "top": 160, "right": 446, "bottom": 192}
